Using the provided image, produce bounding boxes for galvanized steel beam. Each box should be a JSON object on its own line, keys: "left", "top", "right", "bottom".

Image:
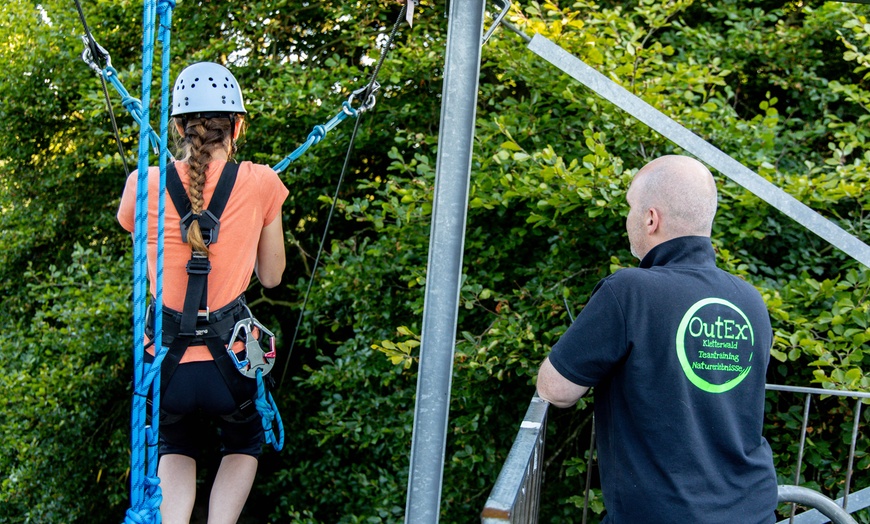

{"left": 404, "top": 1, "right": 486, "bottom": 522}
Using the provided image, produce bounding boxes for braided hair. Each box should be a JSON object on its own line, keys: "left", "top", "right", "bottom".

{"left": 174, "top": 115, "right": 241, "bottom": 254}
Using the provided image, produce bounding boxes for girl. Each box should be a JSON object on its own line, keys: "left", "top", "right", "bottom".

{"left": 118, "top": 61, "right": 288, "bottom": 524}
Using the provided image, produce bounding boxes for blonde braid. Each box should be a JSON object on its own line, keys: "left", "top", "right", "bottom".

{"left": 175, "top": 116, "right": 235, "bottom": 254}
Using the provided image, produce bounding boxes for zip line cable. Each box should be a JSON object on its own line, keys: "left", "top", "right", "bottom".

{"left": 74, "top": 0, "right": 132, "bottom": 176}
{"left": 278, "top": 2, "right": 410, "bottom": 387}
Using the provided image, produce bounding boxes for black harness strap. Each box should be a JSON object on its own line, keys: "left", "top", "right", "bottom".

{"left": 165, "top": 162, "right": 239, "bottom": 336}
{"left": 156, "top": 162, "right": 256, "bottom": 420}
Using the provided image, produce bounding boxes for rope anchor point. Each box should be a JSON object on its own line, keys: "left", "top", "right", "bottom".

{"left": 346, "top": 81, "right": 381, "bottom": 116}
{"left": 79, "top": 35, "right": 111, "bottom": 75}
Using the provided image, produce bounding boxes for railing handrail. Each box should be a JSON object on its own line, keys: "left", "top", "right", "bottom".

{"left": 777, "top": 485, "right": 859, "bottom": 524}
{"left": 765, "top": 383, "right": 870, "bottom": 399}
{"left": 481, "top": 396, "right": 549, "bottom": 523}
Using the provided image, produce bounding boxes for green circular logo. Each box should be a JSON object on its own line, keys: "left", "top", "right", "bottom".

{"left": 676, "top": 298, "right": 754, "bottom": 393}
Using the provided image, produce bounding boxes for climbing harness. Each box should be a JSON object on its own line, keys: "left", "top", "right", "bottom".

{"left": 157, "top": 158, "right": 285, "bottom": 444}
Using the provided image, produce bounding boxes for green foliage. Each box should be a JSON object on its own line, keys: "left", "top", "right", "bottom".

{"left": 1, "top": 0, "right": 868, "bottom": 523}
{"left": 0, "top": 245, "right": 131, "bottom": 522}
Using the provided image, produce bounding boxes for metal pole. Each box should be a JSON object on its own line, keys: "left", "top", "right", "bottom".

{"left": 404, "top": 1, "right": 486, "bottom": 522}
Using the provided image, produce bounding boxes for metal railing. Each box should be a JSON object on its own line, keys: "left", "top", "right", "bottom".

{"left": 767, "top": 384, "right": 870, "bottom": 524}
{"left": 482, "top": 385, "right": 869, "bottom": 523}
{"left": 480, "top": 396, "right": 548, "bottom": 523}
{"left": 777, "top": 485, "right": 858, "bottom": 524}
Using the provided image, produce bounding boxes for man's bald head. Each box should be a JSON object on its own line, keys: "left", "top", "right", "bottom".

{"left": 625, "top": 155, "right": 718, "bottom": 259}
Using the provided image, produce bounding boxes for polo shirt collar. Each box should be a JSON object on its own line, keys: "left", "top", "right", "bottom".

{"left": 638, "top": 236, "right": 716, "bottom": 269}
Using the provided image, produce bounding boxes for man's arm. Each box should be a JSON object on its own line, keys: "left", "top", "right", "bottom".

{"left": 536, "top": 356, "right": 589, "bottom": 408}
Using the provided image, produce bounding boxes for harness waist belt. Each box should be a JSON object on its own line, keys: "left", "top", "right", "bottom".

{"left": 146, "top": 295, "right": 248, "bottom": 346}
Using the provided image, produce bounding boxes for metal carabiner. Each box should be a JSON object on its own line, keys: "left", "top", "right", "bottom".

{"left": 226, "top": 308, "right": 277, "bottom": 378}
{"left": 346, "top": 81, "right": 380, "bottom": 115}
{"left": 80, "top": 35, "right": 111, "bottom": 75}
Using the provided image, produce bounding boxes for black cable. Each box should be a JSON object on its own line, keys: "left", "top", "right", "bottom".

{"left": 100, "top": 73, "right": 131, "bottom": 176}
{"left": 74, "top": 0, "right": 131, "bottom": 176}
{"left": 362, "top": 2, "right": 408, "bottom": 102}
{"left": 279, "top": 3, "right": 409, "bottom": 387}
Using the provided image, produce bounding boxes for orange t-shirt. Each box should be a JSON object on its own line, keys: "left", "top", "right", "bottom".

{"left": 117, "top": 160, "right": 289, "bottom": 362}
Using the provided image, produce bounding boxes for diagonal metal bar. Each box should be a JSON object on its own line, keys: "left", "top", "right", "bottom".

{"left": 525, "top": 34, "right": 870, "bottom": 269}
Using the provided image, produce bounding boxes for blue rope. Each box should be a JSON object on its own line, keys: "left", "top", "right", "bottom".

{"left": 101, "top": 66, "right": 163, "bottom": 155}
{"left": 255, "top": 370, "right": 285, "bottom": 451}
{"left": 128, "top": 0, "right": 156, "bottom": 515}
{"left": 97, "top": 62, "right": 358, "bottom": 173}
{"left": 126, "top": 1, "right": 176, "bottom": 522}
{"left": 119, "top": 2, "right": 285, "bottom": 518}
{"left": 271, "top": 102, "right": 358, "bottom": 173}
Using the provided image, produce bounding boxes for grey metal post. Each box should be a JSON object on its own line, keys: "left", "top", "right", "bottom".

{"left": 404, "top": 1, "right": 486, "bottom": 522}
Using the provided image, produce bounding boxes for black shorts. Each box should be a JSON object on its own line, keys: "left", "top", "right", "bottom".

{"left": 155, "top": 358, "right": 263, "bottom": 459}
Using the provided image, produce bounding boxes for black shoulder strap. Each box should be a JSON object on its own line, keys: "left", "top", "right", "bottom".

{"left": 165, "top": 162, "right": 240, "bottom": 245}
{"left": 205, "top": 162, "right": 239, "bottom": 219}
{"left": 159, "top": 161, "right": 243, "bottom": 387}
{"left": 165, "top": 162, "right": 188, "bottom": 220}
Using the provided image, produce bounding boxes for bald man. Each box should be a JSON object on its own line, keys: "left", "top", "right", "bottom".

{"left": 537, "top": 156, "right": 777, "bottom": 523}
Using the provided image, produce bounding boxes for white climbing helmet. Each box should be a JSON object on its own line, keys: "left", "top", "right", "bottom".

{"left": 171, "top": 61, "right": 247, "bottom": 117}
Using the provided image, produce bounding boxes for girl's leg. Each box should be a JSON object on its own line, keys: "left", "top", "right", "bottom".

{"left": 158, "top": 454, "right": 197, "bottom": 524}
{"left": 207, "top": 453, "right": 258, "bottom": 524}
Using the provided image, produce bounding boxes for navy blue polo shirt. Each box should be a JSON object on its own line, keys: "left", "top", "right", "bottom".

{"left": 548, "top": 236, "right": 777, "bottom": 524}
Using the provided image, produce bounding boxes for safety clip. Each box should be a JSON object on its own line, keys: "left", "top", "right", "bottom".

{"left": 226, "top": 307, "right": 277, "bottom": 378}
{"left": 346, "top": 81, "right": 380, "bottom": 115}
{"left": 80, "top": 35, "right": 112, "bottom": 75}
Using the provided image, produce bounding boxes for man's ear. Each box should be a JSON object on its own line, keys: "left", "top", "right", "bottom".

{"left": 647, "top": 207, "right": 661, "bottom": 234}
